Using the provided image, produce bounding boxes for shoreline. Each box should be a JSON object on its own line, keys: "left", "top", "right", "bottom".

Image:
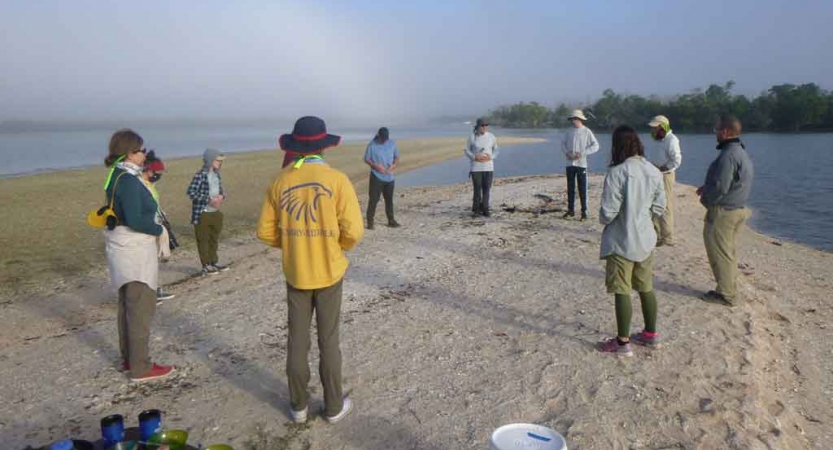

{"left": 1, "top": 174, "right": 830, "bottom": 449}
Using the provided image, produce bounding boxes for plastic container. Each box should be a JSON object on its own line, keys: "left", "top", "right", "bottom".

{"left": 489, "top": 423, "right": 567, "bottom": 450}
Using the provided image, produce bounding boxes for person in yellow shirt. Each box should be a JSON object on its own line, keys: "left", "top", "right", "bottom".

{"left": 257, "top": 116, "right": 364, "bottom": 425}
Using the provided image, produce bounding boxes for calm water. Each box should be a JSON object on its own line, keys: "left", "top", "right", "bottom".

{"left": 0, "top": 123, "right": 474, "bottom": 177}
{"left": 2, "top": 126, "right": 831, "bottom": 251}
{"left": 398, "top": 130, "right": 833, "bottom": 252}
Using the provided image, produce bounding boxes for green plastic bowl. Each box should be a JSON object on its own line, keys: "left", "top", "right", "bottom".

{"left": 147, "top": 429, "right": 189, "bottom": 450}
{"left": 204, "top": 445, "right": 234, "bottom": 450}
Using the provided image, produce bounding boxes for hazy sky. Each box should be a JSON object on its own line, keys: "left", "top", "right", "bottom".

{"left": 2, "top": 0, "right": 831, "bottom": 124}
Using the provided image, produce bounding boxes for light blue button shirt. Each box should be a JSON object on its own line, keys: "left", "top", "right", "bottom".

{"left": 599, "top": 156, "right": 666, "bottom": 262}
{"left": 364, "top": 139, "right": 399, "bottom": 182}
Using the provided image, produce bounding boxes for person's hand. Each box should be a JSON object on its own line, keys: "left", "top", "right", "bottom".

{"left": 659, "top": 165, "right": 669, "bottom": 172}
{"left": 209, "top": 195, "right": 223, "bottom": 208}
{"left": 158, "top": 227, "right": 171, "bottom": 259}
{"left": 696, "top": 186, "right": 704, "bottom": 196}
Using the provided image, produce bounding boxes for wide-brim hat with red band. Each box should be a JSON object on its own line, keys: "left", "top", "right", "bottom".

{"left": 278, "top": 116, "right": 341, "bottom": 155}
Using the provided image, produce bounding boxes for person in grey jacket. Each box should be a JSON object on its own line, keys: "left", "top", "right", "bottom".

{"left": 598, "top": 125, "right": 666, "bottom": 356}
{"left": 698, "top": 114, "right": 754, "bottom": 306}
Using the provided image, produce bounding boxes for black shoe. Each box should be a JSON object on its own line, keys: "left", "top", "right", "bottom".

{"left": 210, "top": 263, "right": 230, "bottom": 272}
{"left": 563, "top": 212, "right": 575, "bottom": 219}
{"left": 482, "top": 210, "right": 491, "bottom": 217}
{"left": 201, "top": 265, "right": 219, "bottom": 276}
{"left": 580, "top": 213, "right": 588, "bottom": 221}
{"left": 387, "top": 220, "right": 401, "bottom": 228}
{"left": 367, "top": 222, "right": 374, "bottom": 230}
{"left": 702, "top": 290, "right": 735, "bottom": 307}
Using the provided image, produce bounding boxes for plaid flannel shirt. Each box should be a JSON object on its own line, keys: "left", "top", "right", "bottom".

{"left": 187, "top": 170, "right": 224, "bottom": 224}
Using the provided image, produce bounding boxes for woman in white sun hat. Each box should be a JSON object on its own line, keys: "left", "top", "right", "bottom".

{"left": 561, "top": 109, "right": 599, "bottom": 220}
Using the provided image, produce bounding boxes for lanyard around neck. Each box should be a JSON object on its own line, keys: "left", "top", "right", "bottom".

{"left": 293, "top": 154, "right": 324, "bottom": 169}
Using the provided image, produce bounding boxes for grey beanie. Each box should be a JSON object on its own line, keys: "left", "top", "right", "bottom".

{"left": 203, "top": 148, "right": 225, "bottom": 170}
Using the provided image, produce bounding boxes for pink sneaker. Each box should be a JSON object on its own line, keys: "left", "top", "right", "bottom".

{"left": 631, "top": 331, "right": 661, "bottom": 349}
{"left": 597, "top": 338, "right": 633, "bottom": 357}
{"left": 130, "top": 364, "right": 176, "bottom": 382}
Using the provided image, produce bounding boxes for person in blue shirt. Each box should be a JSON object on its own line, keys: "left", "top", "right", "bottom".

{"left": 364, "top": 127, "right": 401, "bottom": 229}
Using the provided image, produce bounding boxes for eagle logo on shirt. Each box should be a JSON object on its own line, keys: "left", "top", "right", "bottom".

{"left": 280, "top": 182, "right": 333, "bottom": 223}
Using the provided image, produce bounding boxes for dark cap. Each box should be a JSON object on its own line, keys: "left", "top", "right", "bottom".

{"left": 476, "top": 118, "right": 490, "bottom": 127}
{"left": 377, "top": 127, "right": 390, "bottom": 141}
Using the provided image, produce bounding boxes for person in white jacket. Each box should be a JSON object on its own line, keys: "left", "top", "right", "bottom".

{"left": 561, "top": 110, "right": 600, "bottom": 220}
{"left": 647, "top": 115, "right": 682, "bottom": 246}
{"left": 464, "top": 118, "right": 499, "bottom": 217}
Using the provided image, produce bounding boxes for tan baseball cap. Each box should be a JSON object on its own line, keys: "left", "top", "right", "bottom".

{"left": 648, "top": 115, "right": 670, "bottom": 127}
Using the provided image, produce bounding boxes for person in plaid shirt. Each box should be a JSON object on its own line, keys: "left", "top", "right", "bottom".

{"left": 187, "top": 148, "right": 230, "bottom": 276}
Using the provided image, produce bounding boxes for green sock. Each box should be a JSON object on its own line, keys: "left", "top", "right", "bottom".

{"left": 614, "top": 294, "right": 632, "bottom": 338}
{"left": 638, "top": 291, "right": 658, "bottom": 333}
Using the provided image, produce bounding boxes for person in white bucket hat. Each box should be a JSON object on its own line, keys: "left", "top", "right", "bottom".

{"left": 560, "top": 109, "right": 599, "bottom": 220}
{"left": 647, "top": 115, "right": 682, "bottom": 246}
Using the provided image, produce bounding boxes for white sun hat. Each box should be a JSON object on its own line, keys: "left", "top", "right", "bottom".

{"left": 568, "top": 110, "right": 588, "bottom": 121}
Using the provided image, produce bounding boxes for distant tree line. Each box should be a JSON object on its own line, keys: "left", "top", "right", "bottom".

{"left": 487, "top": 82, "right": 833, "bottom": 132}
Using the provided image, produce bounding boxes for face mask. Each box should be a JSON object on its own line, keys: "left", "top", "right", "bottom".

{"left": 149, "top": 173, "right": 162, "bottom": 183}
{"left": 651, "top": 128, "right": 666, "bottom": 140}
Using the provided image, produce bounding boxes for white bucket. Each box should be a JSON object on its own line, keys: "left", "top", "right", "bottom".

{"left": 489, "top": 423, "right": 567, "bottom": 450}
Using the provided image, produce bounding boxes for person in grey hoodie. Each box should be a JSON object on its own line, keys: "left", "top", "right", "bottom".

{"left": 464, "top": 118, "right": 499, "bottom": 217}
{"left": 698, "top": 114, "right": 754, "bottom": 306}
{"left": 187, "top": 148, "right": 230, "bottom": 276}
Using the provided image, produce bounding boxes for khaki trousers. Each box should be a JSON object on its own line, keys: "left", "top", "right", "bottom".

{"left": 118, "top": 281, "right": 157, "bottom": 377}
{"left": 195, "top": 211, "right": 223, "bottom": 266}
{"left": 703, "top": 206, "right": 748, "bottom": 300}
{"left": 653, "top": 171, "right": 676, "bottom": 245}
{"left": 286, "top": 279, "right": 344, "bottom": 417}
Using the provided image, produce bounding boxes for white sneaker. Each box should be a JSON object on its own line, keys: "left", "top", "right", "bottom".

{"left": 290, "top": 406, "right": 308, "bottom": 423}
{"left": 324, "top": 397, "right": 353, "bottom": 424}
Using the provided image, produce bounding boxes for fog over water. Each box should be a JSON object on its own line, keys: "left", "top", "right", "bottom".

{"left": 1, "top": 0, "right": 832, "bottom": 125}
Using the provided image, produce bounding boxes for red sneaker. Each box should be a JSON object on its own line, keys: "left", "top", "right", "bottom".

{"left": 130, "top": 364, "right": 176, "bottom": 382}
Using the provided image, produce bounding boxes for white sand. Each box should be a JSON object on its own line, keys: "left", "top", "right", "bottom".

{"left": 1, "top": 175, "right": 831, "bottom": 449}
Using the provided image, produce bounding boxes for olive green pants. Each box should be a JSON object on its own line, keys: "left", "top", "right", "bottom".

{"left": 703, "top": 206, "right": 748, "bottom": 300}
{"left": 286, "top": 279, "right": 344, "bottom": 417}
{"left": 118, "top": 281, "right": 157, "bottom": 377}
{"left": 652, "top": 171, "right": 675, "bottom": 245}
{"left": 194, "top": 211, "right": 223, "bottom": 266}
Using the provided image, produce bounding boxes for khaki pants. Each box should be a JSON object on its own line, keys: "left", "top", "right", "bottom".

{"left": 118, "top": 281, "right": 157, "bottom": 377}
{"left": 653, "top": 171, "right": 675, "bottom": 245}
{"left": 286, "top": 279, "right": 344, "bottom": 417}
{"left": 195, "top": 211, "right": 223, "bottom": 266}
{"left": 703, "top": 206, "right": 747, "bottom": 300}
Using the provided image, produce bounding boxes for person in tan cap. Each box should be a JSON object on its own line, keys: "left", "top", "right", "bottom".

{"left": 561, "top": 109, "right": 599, "bottom": 220}
{"left": 647, "top": 115, "right": 682, "bottom": 246}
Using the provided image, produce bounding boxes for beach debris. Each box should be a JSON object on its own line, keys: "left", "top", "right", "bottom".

{"left": 534, "top": 193, "right": 555, "bottom": 204}
{"left": 770, "top": 241, "right": 783, "bottom": 246}
{"left": 738, "top": 262, "right": 755, "bottom": 275}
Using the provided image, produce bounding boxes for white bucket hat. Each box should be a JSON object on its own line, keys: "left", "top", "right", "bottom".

{"left": 568, "top": 110, "right": 588, "bottom": 121}
{"left": 648, "top": 115, "right": 670, "bottom": 127}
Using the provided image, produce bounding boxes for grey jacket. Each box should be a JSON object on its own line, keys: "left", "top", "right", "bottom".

{"left": 700, "top": 140, "right": 754, "bottom": 210}
{"left": 599, "top": 156, "right": 666, "bottom": 262}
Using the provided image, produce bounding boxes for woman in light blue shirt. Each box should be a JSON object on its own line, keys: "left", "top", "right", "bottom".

{"left": 598, "top": 126, "right": 666, "bottom": 357}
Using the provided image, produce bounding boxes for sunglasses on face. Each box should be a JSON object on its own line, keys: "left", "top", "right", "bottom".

{"left": 132, "top": 147, "right": 147, "bottom": 154}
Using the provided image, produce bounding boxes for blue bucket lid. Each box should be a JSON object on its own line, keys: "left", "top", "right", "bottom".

{"left": 50, "top": 440, "right": 74, "bottom": 450}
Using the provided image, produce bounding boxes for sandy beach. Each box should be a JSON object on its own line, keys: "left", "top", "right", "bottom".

{"left": 1, "top": 171, "right": 831, "bottom": 449}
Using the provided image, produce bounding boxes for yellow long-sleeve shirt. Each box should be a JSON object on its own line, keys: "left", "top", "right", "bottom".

{"left": 257, "top": 161, "right": 364, "bottom": 289}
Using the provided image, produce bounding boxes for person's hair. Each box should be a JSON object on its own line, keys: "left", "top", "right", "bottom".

{"left": 717, "top": 114, "right": 742, "bottom": 136}
{"left": 105, "top": 129, "right": 143, "bottom": 167}
{"left": 610, "top": 125, "right": 644, "bottom": 166}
